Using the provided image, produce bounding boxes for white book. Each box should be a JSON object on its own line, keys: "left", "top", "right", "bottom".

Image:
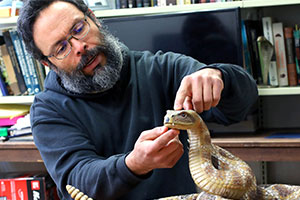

{"left": 262, "top": 17, "right": 278, "bottom": 86}
{"left": 272, "top": 22, "right": 289, "bottom": 86}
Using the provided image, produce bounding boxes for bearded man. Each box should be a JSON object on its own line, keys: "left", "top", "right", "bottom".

{"left": 17, "top": 0, "right": 258, "bottom": 199}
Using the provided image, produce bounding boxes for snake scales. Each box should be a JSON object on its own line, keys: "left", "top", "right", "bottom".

{"left": 67, "top": 110, "right": 300, "bottom": 200}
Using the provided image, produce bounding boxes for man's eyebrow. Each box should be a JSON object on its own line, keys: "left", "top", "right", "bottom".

{"left": 47, "top": 16, "right": 83, "bottom": 55}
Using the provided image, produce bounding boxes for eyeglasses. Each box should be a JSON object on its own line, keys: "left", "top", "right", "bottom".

{"left": 47, "top": 15, "right": 90, "bottom": 60}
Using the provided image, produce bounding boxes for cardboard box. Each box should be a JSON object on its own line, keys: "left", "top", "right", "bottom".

{"left": 0, "top": 174, "right": 59, "bottom": 200}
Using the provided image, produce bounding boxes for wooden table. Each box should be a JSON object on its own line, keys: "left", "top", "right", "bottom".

{"left": 212, "top": 132, "right": 300, "bottom": 162}
{"left": 1, "top": 132, "right": 300, "bottom": 162}
{"left": 0, "top": 141, "right": 43, "bottom": 162}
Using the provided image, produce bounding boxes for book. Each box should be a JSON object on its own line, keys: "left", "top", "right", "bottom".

{"left": 0, "top": 104, "right": 30, "bottom": 119}
{"left": 272, "top": 22, "right": 289, "bottom": 86}
{"left": 2, "top": 30, "right": 27, "bottom": 94}
{"left": 7, "top": 29, "right": 34, "bottom": 94}
{"left": 0, "top": 6, "right": 18, "bottom": 17}
{"left": 261, "top": 17, "right": 278, "bottom": 86}
{"left": 241, "top": 20, "right": 253, "bottom": 75}
{"left": 244, "top": 20, "right": 263, "bottom": 84}
{"left": 0, "top": 0, "right": 22, "bottom": 17}
{"left": 284, "top": 27, "right": 297, "bottom": 86}
{"left": 166, "top": 0, "right": 176, "bottom": 5}
{"left": 19, "top": 32, "right": 41, "bottom": 94}
{"left": 120, "top": 0, "right": 128, "bottom": 8}
{"left": 127, "top": 0, "right": 135, "bottom": 7}
{"left": 33, "top": 59, "right": 46, "bottom": 91}
{"left": 0, "top": 73, "right": 9, "bottom": 96}
{"left": 293, "top": 26, "right": 300, "bottom": 85}
{"left": 143, "top": 0, "right": 151, "bottom": 6}
{"left": 0, "top": 174, "right": 59, "bottom": 200}
{"left": 0, "top": 44, "right": 21, "bottom": 95}
{"left": 257, "top": 36, "right": 274, "bottom": 85}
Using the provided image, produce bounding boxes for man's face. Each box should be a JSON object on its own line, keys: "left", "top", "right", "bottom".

{"left": 33, "top": 1, "right": 124, "bottom": 93}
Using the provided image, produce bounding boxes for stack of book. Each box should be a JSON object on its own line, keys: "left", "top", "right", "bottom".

{"left": 115, "top": 0, "right": 241, "bottom": 9}
{"left": 241, "top": 17, "right": 300, "bottom": 87}
{"left": 0, "top": 104, "right": 32, "bottom": 141}
{"left": 0, "top": 29, "right": 47, "bottom": 97}
{"left": 0, "top": 0, "right": 23, "bottom": 18}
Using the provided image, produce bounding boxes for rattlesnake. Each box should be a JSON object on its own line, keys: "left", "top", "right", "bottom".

{"left": 66, "top": 110, "right": 300, "bottom": 200}
{"left": 159, "top": 110, "right": 300, "bottom": 200}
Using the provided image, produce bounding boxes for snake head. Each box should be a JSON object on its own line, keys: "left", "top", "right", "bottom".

{"left": 164, "top": 110, "right": 199, "bottom": 130}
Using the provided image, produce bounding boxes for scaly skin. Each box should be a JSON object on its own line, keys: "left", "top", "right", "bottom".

{"left": 160, "top": 110, "right": 300, "bottom": 200}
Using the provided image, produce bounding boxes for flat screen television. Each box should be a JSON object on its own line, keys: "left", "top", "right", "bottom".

{"left": 101, "top": 7, "right": 243, "bottom": 66}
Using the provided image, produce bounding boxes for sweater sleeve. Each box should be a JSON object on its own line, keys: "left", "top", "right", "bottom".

{"left": 200, "top": 63, "right": 258, "bottom": 125}
{"left": 30, "top": 97, "right": 148, "bottom": 200}
{"left": 158, "top": 52, "right": 258, "bottom": 125}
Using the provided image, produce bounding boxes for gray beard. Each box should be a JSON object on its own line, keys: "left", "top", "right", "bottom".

{"left": 54, "top": 29, "right": 125, "bottom": 94}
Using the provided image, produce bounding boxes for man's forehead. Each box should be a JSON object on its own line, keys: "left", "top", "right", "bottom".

{"left": 33, "top": 1, "right": 83, "bottom": 55}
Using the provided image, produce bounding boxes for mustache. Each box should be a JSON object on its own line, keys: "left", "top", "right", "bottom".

{"left": 76, "top": 45, "right": 108, "bottom": 71}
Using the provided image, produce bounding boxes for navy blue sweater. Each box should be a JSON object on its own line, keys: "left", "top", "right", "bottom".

{"left": 30, "top": 49, "right": 258, "bottom": 200}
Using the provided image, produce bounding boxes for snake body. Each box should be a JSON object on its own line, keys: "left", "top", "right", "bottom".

{"left": 160, "top": 110, "right": 300, "bottom": 200}
{"left": 67, "top": 110, "right": 300, "bottom": 200}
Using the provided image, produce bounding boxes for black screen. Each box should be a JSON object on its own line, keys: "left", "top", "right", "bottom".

{"left": 102, "top": 7, "right": 243, "bottom": 66}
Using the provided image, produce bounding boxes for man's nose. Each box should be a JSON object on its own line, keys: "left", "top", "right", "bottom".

{"left": 70, "top": 38, "right": 87, "bottom": 56}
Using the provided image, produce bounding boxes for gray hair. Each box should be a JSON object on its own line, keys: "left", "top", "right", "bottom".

{"left": 17, "top": 0, "right": 90, "bottom": 61}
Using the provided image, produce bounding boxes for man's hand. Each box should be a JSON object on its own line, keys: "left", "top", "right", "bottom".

{"left": 125, "top": 126, "right": 183, "bottom": 176}
{"left": 174, "top": 68, "right": 224, "bottom": 113}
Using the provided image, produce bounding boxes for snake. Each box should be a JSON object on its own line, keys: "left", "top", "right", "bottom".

{"left": 159, "top": 110, "right": 300, "bottom": 200}
{"left": 66, "top": 110, "right": 300, "bottom": 200}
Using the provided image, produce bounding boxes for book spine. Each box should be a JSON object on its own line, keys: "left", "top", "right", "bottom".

{"left": 128, "top": 0, "right": 135, "bottom": 7}
{"left": 272, "top": 22, "right": 289, "bottom": 86}
{"left": 284, "top": 27, "right": 297, "bottom": 86}
{"left": 33, "top": 60, "right": 46, "bottom": 91}
{"left": 19, "top": 34, "right": 41, "bottom": 94}
{"left": 0, "top": 44, "right": 21, "bottom": 95}
{"left": 262, "top": 17, "right": 278, "bottom": 86}
{"left": 143, "top": 0, "right": 151, "bottom": 6}
{"left": 166, "top": 0, "right": 176, "bottom": 5}
{"left": 241, "top": 20, "right": 253, "bottom": 75}
{"left": 8, "top": 30, "right": 34, "bottom": 94}
{"left": 293, "top": 28, "right": 300, "bottom": 85}
{"left": 244, "top": 20, "right": 263, "bottom": 85}
{"left": 2, "top": 31, "right": 27, "bottom": 94}
{"left": 120, "top": 0, "right": 128, "bottom": 8}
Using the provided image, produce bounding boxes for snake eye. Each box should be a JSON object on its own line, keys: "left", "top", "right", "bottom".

{"left": 180, "top": 113, "right": 187, "bottom": 118}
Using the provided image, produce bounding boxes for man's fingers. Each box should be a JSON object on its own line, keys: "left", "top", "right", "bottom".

{"left": 183, "top": 96, "right": 193, "bottom": 110}
{"left": 153, "top": 129, "right": 180, "bottom": 150}
{"left": 202, "top": 83, "right": 212, "bottom": 111}
{"left": 212, "top": 81, "right": 223, "bottom": 107}
{"left": 174, "top": 78, "right": 190, "bottom": 110}
{"left": 139, "top": 126, "right": 168, "bottom": 141}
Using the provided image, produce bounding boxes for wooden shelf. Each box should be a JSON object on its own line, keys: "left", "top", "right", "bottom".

{"left": 242, "top": 0, "right": 300, "bottom": 8}
{"left": 212, "top": 132, "right": 300, "bottom": 162}
{"left": 2, "top": 132, "right": 300, "bottom": 162}
{"left": 94, "top": 1, "right": 243, "bottom": 18}
{"left": 0, "top": 141, "right": 42, "bottom": 162}
{"left": 0, "top": 95, "right": 34, "bottom": 104}
{"left": 258, "top": 86, "right": 300, "bottom": 96}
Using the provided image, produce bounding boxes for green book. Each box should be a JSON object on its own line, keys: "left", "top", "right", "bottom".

{"left": 293, "top": 25, "right": 300, "bottom": 85}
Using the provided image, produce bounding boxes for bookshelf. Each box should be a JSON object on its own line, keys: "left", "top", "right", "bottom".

{"left": 0, "top": 0, "right": 300, "bottom": 102}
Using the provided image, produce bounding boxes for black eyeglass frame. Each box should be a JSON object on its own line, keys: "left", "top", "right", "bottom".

{"left": 46, "top": 14, "right": 90, "bottom": 60}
